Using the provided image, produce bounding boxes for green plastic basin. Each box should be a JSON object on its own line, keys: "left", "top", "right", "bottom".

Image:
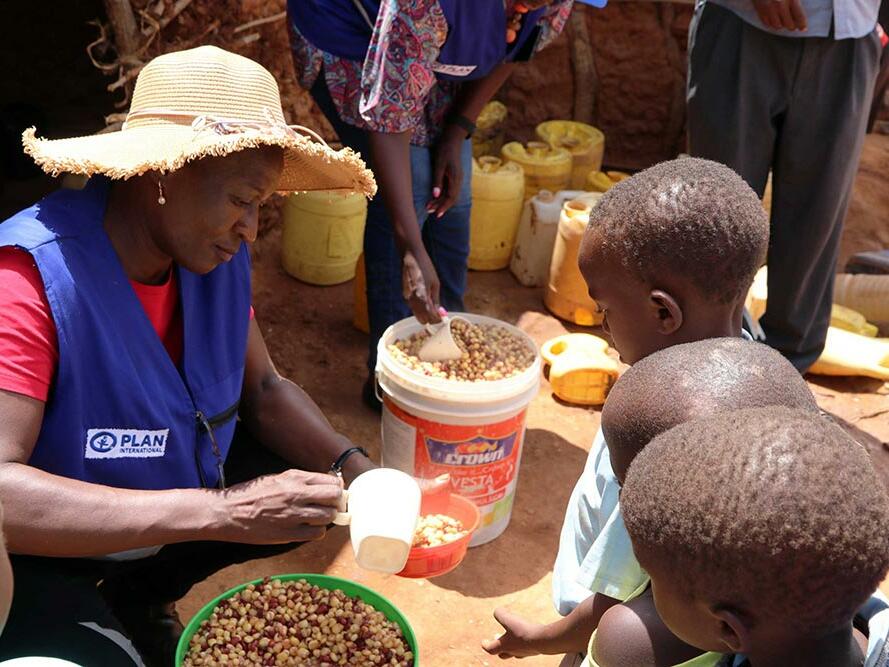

{"left": 176, "top": 573, "right": 418, "bottom": 665}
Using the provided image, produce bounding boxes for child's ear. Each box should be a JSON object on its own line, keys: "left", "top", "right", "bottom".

{"left": 649, "top": 289, "right": 683, "bottom": 334}
{"left": 711, "top": 606, "right": 752, "bottom": 654}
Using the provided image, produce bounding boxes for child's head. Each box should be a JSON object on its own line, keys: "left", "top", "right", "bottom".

{"left": 622, "top": 406, "right": 889, "bottom": 656}
{"left": 578, "top": 157, "right": 768, "bottom": 364}
{"left": 601, "top": 338, "right": 818, "bottom": 484}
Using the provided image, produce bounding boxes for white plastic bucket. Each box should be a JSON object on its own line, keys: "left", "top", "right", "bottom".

{"left": 376, "top": 313, "right": 541, "bottom": 546}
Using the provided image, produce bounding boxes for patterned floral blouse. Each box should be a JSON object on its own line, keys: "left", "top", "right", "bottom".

{"left": 289, "top": 1, "right": 574, "bottom": 147}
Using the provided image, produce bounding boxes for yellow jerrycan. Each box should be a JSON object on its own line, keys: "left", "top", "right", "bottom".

{"left": 501, "top": 141, "right": 572, "bottom": 201}
{"left": 745, "top": 266, "right": 887, "bottom": 379}
{"left": 585, "top": 170, "right": 631, "bottom": 193}
{"left": 536, "top": 120, "right": 605, "bottom": 190}
{"left": 541, "top": 333, "right": 621, "bottom": 405}
{"left": 510, "top": 189, "right": 590, "bottom": 287}
{"left": 745, "top": 265, "right": 769, "bottom": 324}
{"left": 747, "top": 267, "right": 880, "bottom": 337}
{"left": 468, "top": 157, "right": 525, "bottom": 270}
{"left": 545, "top": 193, "right": 604, "bottom": 326}
{"left": 473, "top": 101, "right": 508, "bottom": 158}
{"left": 831, "top": 304, "right": 878, "bottom": 337}
{"left": 809, "top": 327, "right": 889, "bottom": 381}
{"left": 833, "top": 274, "right": 889, "bottom": 328}
{"left": 353, "top": 253, "right": 370, "bottom": 334}
{"left": 282, "top": 190, "right": 367, "bottom": 285}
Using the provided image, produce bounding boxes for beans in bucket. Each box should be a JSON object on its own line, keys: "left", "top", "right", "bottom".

{"left": 376, "top": 313, "right": 541, "bottom": 545}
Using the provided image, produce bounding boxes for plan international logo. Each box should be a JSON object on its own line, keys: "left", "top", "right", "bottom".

{"left": 85, "top": 428, "right": 169, "bottom": 459}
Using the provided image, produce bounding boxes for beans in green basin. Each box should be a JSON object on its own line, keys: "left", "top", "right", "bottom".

{"left": 389, "top": 319, "right": 535, "bottom": 381}
{"left": 182, "top": 577, "right": 413, "bottom": 666}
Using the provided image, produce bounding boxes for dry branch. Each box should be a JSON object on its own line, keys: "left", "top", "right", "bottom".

{"left": 233, "top": 11, "right": 287, "bottom": 34}
{"left": 102, "top": 0, "right": 141, "bottom": 57}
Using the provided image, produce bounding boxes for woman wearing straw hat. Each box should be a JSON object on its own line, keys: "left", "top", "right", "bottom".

{"left": 288, "top": 0, "right": 603, "bottom": 409}
{"left": 0, "top": 46, "right": 377, "bottom": 666}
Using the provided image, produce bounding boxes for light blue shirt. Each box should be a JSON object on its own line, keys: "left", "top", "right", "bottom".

{"left": 552, "top": 330, "right": 758, "bottom": 616}
{"left": 862, "top": 591, "right": 889, "bottom": 667}
{"left": 707, "top": 0, "right": 879, "bottom": 40}
{"left": 552, "top": 427, "right": 646, "bottom": 615}
{"left": 728, "top": 591, "right": 889, "bottom": 666}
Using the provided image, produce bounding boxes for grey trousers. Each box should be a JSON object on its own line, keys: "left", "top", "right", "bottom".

{"left": 687, "top": 2, "right": 881, "bottom": 371}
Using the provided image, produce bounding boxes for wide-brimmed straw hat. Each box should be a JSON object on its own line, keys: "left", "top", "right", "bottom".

{"left": 22, "top": 45, "right": 376, "bottom": 196}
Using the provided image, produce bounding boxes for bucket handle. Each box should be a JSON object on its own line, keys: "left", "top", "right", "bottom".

{"left": 374, "top": 373, "right": 383, "bottom": 404}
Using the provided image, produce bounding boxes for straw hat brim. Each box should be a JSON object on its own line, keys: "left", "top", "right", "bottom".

{"left": 22, "top": 125, "right": 376, "bottom": 197}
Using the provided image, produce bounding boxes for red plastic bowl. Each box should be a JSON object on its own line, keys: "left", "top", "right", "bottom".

{"left": 397, "top": 493, "right": 480, "bottom": 579}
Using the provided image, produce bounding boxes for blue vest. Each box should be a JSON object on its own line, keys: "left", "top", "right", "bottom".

{"left": 0, "top": 178, "right": 250, "bottom": 491}
{"left": 289, "top": 0, "right": 546, "bottom": 81}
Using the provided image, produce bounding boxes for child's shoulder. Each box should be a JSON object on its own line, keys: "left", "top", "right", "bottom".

{"left": 592, "top": 589, "right": 723, "bottom": 667}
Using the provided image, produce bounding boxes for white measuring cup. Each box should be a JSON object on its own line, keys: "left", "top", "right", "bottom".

{"left": 418, "top": 315, "right": 469, "bottom": 362}
{"left": 333, "top": 468, "right": 421, "bottom": 574}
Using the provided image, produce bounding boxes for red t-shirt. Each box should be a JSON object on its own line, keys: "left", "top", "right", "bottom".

{"left": 0, "top": 246, "right": 251, "bottom": 402}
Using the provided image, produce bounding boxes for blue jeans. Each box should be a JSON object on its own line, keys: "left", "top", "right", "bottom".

{"left": 309, "top": 74, "right": 472, "bottom": 374}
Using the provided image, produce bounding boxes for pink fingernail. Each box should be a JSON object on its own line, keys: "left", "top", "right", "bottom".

{"left": 438, "top": 306, "right": 448, "bottom": 317}
{"left": 433, "top": 187, "right": 441, "bottom": 198}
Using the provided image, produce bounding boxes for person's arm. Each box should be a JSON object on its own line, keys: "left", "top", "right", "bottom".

{"left": 450, "top": 64, "right": 517, "bottom": 129}
{"left": 238, "top": 319, "right": 376, "bottom": 485}
{"left": 366, "top": 66, "right": 519, "bottom": 318}
{"left": 426, "top": 63, "right": 517, "bottom": 217}
{"left": 482, "top": 592, "right": 620, "bottom": 658}
{"left": 426, "top": 0, "right": 578, "bottom": 215}
{"left": 0, "top": 389, "right": 219, "bottom": 556}
{"left": 0, "top": 387, "right": 345, "bottom": 557}
{"left": 367, "top": 131, "right": 442, "bottom": 323}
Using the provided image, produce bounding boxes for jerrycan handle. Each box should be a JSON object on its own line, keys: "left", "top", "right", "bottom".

{"left": 527, "top": 141, "right": 550, "bottom": 158}
{"left": 477, "top": 156, "right": 503, "bottom": 172}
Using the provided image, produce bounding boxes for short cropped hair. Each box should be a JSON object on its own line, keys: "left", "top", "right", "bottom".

{"left": 622, "top": 406, "right": 889, "bottom": 634}
{"left": 586, "top": 157, "right": 768, "bottom": 305}
{"left": 601, "top": 338, "right": 818, "bottom": 477}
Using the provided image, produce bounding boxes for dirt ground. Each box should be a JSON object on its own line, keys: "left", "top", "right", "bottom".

{"left": 180, "top": 138, "right": 889, "bottom": 666}
{"left": 1, "top": 6, "right": 886, "bottom": 662}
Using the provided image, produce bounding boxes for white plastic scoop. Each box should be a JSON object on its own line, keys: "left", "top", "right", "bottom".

{"left": 418, "top": 316, "right": 468, "bottom": 362}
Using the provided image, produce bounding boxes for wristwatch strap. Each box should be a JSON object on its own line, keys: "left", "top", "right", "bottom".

{"left": 329, "top": 446, "right": 369, "bottom": 477}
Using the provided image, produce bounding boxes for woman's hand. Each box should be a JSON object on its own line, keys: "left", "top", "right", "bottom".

{"left": 402, "top": 246, "right": 442, "bottom": 324}
{"left": 217, "top": 469, "right": 344, "bottom": 544}
{"left": 426, "top": 125, "right": 467, "bottom": 219}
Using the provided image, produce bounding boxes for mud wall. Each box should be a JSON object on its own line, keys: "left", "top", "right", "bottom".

{"left": 119, "top": 1, "right": 693, "bottom": 169}
{"left": 495, "top": 3, "right": 694, "bottom": 170}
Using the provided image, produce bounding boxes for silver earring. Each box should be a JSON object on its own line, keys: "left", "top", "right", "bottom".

{"left": 157, "top": 181, "right": 166, "bottom": 206}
